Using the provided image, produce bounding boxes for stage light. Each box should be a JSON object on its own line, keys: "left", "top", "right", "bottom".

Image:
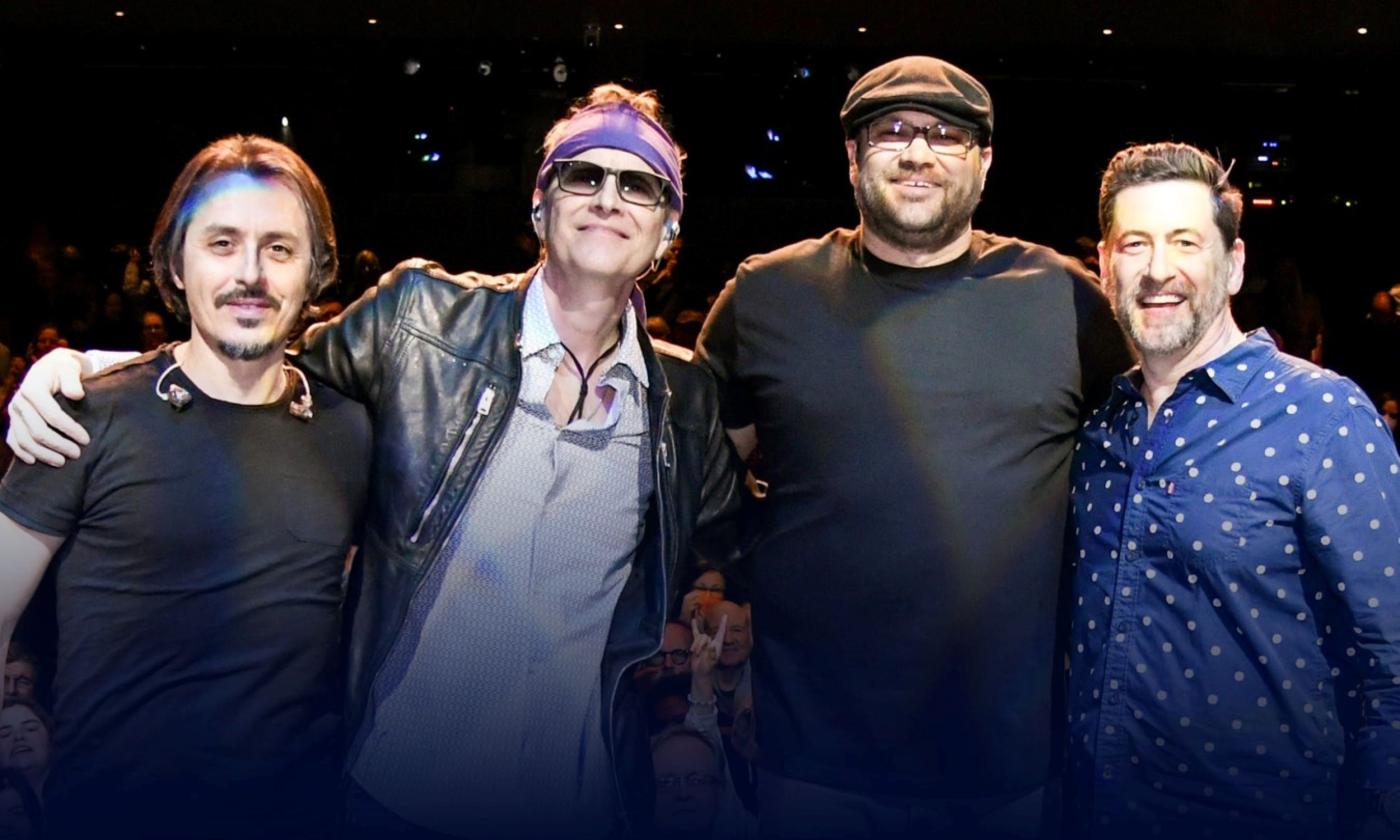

{"left": 795, "top": 66, "right": 811, "bottom": 79}
{"left": 114, "top": 10, "right": 126, "bottom": 17}
{"left": 552, "top": 57, "right": 569, "bottom": 84}
{"left": 478, "top": 60, "right": 492, "bottom": 76}
{"left": 745, "top": 165, "right": 774, "bottom": 180}
{"left": 857, "top": 26, "right": 867, "bottom": 33}
{"left": 404, "top": 58, "right": 422, "bottom": 76}
{"left": 1102, "top": 28, "right": 1113, "bottom": 36}
{"left": 367, "top": 18, "right": 378, "bottom": 25}
{"left": 766, "top": 129, "right": 781, "bottom": 142}
{"left": 613, "top": 23, "right": 624, "bottom": 30}
{"left": 1256, "top": 155, "right": 1269, "bottom": 162}
{"left": 281, "top": 116, "right": 289, "bottom": 128}
{"left": 1358, "top": 27, "right": 1368, "bottom": 35}
{"left": 1250, "top": 198, "right": 1274, "bottom": 207}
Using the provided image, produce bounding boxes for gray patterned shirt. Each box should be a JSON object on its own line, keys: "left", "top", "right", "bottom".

{"left": 352, "top": 278, "right": 652, "bottom": 837}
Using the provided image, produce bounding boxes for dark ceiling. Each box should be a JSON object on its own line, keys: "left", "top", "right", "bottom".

{"left": 4, "top": 0, "right": 1396, "bottom": 68}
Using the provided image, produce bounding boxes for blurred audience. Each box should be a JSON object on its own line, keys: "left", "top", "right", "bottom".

{"left": 635, "top": 622, "right": 694, "bottom": 690}
{"left": 2, "top": 647, "right": 35, "bottom": 706}
{"left": 138, "top": 311, "right": 168, "bottom": 352}
{"left": 0, "top": 700, "right": 51, "bottom": 795}
{"left": 0, "top": 768, "right": 43, "bottom": 840}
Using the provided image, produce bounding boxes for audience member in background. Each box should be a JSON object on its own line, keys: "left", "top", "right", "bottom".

{"left": 679, "top": 568, "right": 726, "bottom": 623}
{"left": 1379, "top": 391, "right": 1400, "bottom": 453}
{"left": 702, "top": 600, "right": 757, "bottom": 812}
{"left": 651, "top": 727, "right": 732, "bottom": 840}
{"left": 0, "top": 767, "right": 43, "bottom": 840}
{"left": 646, "top": 316, "right": 672, "bottom": 342}
{"left": 345, "top": 249, "right": 381, "bottom": 303}
{"left": 82, "top": 292, "right": 137, "bottom": 351}
{"left": 0, "top": 701, "right": 51, "bottom": 794}
{"left": 1, "top": 648, "right": 34, "bottom": 705}
{"left": 670, "top": 309, "right": 706, "bottom": 350}
{"left": 137, "top": 311, "right": 167, "bottom": 352}
{"left": 647, "top": 676, "right": 694, "bottom": 734}
{"left": 704, "top": 600, "right": 752, "bottom": 721}
{"left": 25, "top": 329, "right": 62, "bottom": 366}
{"left": 634, "top": 621, "right": 694, "bottom": 689}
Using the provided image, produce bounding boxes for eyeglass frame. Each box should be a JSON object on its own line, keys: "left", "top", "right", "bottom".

{"left": 548, "top": 159, "right": 672, "bottom": 208}
{"left": 862, "top": 115, "right": 981, "bottom": 157}
{"left": 646, "top": 648, "right": 692, "bottom": 667}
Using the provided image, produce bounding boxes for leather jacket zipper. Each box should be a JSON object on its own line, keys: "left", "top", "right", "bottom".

{"left": 409, "top": 383, "right": 497, "bottom": 545}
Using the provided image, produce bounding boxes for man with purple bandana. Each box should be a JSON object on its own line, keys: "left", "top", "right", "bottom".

{"left": 5, "top": 85, "right": 748, "bottom": 838}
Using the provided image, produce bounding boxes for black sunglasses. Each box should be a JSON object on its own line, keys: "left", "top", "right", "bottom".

{"left": 551, "top": 159, "right": 669, "bottom": 207}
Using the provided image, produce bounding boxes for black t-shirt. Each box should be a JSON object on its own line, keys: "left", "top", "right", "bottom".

{"left": 0, "top": 350, "right": 371, "bottom": 839}
{"left": 696, "top": 228, "right": 1132, "bottom": 797}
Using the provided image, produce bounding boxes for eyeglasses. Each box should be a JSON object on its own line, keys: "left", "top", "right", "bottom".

{"left": 647, "top": 649, "right": 691, "bottom": 667}
{"left": 655, "top": 773, "right": 721, "bottom": 790}
{"left": 551, "top": 159, "right": 670, "bottom": 207}
{"left": 864, "top": 115, "right": 978, "bottom": 156}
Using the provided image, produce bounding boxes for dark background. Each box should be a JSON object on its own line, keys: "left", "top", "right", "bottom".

{"left": 3, "top": 0, "right": 1397, "bottom": 339}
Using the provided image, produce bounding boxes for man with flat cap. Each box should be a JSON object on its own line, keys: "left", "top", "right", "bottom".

{"left": 697, "top": 55, "right": 1131, "bottom": 838}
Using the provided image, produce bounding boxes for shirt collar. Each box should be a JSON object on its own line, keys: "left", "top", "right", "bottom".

{"left": 519, "top": 272, "right": 649, "bottom": 389}
{"left": 1108, "top": 328, "right": 1278, "bottom": 408}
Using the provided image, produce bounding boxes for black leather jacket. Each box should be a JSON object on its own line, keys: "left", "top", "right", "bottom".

{"left": 294, "top": 260, "right": 747, "bottom": 829}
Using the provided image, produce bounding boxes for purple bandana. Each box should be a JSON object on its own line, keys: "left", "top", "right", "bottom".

{"left": 535, "top": 101, "right": 684, "bottom": 215}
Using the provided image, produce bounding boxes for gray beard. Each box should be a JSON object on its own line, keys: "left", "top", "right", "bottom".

{"left": 1113, "top": 258, "right": 1233, "bottom": 358}
{"left": 855, "top": 166, "right": 982, "bottom": 253}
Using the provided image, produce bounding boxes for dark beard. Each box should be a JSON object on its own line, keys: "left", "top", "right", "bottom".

{"left": 854, "top": 164, "right": 982, "bottom": 253}
{"left": 216, "top": 336, "right": 280, "bottom": 361}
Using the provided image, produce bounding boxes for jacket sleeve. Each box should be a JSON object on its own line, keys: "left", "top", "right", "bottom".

{"left": 293, "top": 260, "right": 432, "bottom": 404}
{"left": 689, "top": 362, "right": 756, "bottom": 581}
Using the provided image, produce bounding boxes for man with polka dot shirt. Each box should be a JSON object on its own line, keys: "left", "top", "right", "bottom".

{"left": 1067, "top": 142, "right": 1400, "bottom": 838}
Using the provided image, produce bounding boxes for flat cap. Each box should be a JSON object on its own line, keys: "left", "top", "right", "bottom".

{"left": 839, "top": 56, "right": 993, "bottom": 143}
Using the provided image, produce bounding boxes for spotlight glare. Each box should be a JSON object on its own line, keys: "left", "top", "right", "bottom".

{"left": 857, "top": 26, "right": 867, "bottom": 33}
{"left": 281, "top": 116, "right": 289, "bottom": 128}
{"left": 1357, "top": 26, "right": 1368, "bottom": 35}
{"left": 1102, "top": 28, "right": 1113, "bottom": 35}
{"left": 367, "top": 17, "right": 378, "bottom": 25}
{"left": 613, "top": 22, "right": 624, "bottom": 30}
{"left": 114, "top": 10, "right": 126, "bottom": 16}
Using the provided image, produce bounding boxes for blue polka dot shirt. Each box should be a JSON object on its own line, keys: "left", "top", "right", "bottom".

{"left": 1067, "top": 330, "right": 1400, "bottom": 837}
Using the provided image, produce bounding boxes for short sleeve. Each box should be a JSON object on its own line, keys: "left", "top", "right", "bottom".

{"left": 1072, "top": 270, "right": 1134, "bottom": 413}
{"left": 0, "top": 394, "right": 109, "bottom": 537}
{"left": 695, "top": 275, "right": 754, "bottom": 429}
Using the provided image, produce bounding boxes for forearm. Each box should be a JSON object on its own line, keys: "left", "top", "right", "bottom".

{"left": 0, "top": 514, "right": 59, "bottom": 636}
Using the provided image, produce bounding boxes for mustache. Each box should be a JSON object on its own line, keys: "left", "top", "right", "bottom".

{"left": 214, "top": 287, "right": 283, "bottom": 311}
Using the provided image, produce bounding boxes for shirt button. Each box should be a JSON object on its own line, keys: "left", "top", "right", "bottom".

{"left": 1136, "top": 480, "right": 1146, "bottom": 490}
